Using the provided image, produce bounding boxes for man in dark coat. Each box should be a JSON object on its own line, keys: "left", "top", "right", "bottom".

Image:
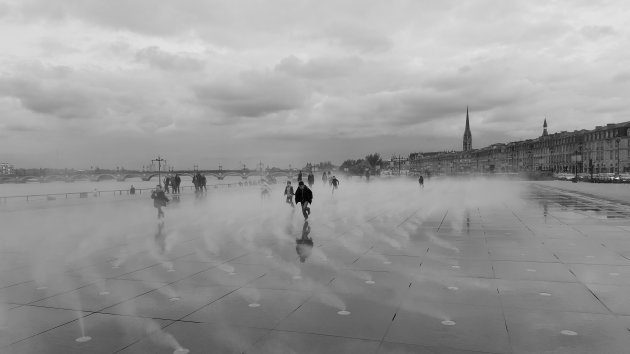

{"left": 294, "top": 181, "right": 313, "bottom": 219}
{"left": 151, "top": 185, "right": 169, "bottom": 219}
{"left": 307, "top": 172, "right": 315, "bottom": 188}
{"left": 200, "top": 174, "right": 207, "bottom": 192}
{"left": 174, "top": 174, "right": 181, "bottom": 193}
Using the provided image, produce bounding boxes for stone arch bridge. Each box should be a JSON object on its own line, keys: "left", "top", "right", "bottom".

{"left": 1, "top": 169, "right": 296, "bottom": 184}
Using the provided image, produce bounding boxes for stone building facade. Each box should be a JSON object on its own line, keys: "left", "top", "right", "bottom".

{"left": 409, "top": 110, "right": 630, "bottom": 176}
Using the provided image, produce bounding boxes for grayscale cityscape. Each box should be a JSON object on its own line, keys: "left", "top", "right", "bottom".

{"left": 2, "top": 1, "right": 630, "bottom": 353}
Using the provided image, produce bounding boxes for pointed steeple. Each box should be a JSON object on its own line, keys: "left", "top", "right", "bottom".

{"left": 543, "top": 118, "right": 548, "bottom": 136}
{"left": 463, "top": 106, "right": 472, "bottom": 152}
{"left": 465, "top": 106, "right": 470, "bottom": 132}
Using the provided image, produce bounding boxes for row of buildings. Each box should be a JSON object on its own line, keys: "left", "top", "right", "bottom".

{"left": 407, "top": 109, "right": 630, "bottom": 176}
{"left": 1, "top": 163, "right": 15, "bottom": 175}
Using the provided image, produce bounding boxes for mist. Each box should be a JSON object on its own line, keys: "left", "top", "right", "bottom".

{"left": 0, "top": 176, "right": 527, "bottom": 351}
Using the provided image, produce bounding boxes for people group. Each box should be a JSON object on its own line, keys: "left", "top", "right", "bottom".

{"left": 192, "top": 173, "right": 206, "bottom": 193}
{"left": 150, "top": 169, "right": 343, "bottom": 221}
{"left": 163, "top": 174, "right": 182, "bottom": 194}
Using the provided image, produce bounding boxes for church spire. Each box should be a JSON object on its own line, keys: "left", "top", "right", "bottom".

{"left": 463, "top": 106, "right": 472, "bottom": 151}
{"left": 543, "top": 118, "right": 548, "bottom": 136}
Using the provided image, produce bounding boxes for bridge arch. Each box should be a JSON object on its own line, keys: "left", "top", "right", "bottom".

{"left": 94, "top": 174, "right": 116, "bottom": 181}
{"left": 71, "top": 174, "right": 90, "bottom": 181}
{"left": 117, "top": 174, "right": 145, "bottom": 181}
{"left": 18, "top": 176, "right": 39, "bottom": 183}
{"left": 42, "top": 175, "right": 67, "bottom": 182}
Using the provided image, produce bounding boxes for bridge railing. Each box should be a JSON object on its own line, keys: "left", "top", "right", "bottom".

{"left": 0, "top": 181, "right": 258, "bottom": 205}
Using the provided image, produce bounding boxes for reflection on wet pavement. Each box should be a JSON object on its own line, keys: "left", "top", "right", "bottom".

{"left": 2, "top": 181, "right": 630, "bottom": 353}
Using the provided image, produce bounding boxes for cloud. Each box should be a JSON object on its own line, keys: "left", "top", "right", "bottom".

{"left": 612, "top": 72, "right": 630, "bottom": 83}
{"left": 275, "top": 55, "right": 364, "bottom": 79}
{"left": 0, "top": 77, "right": 105, "bottom": 119}
{"left": 0, "top": 63, "right": 182, "bottom": 132}
{"left": 135, "top": 46, "right": 204, "bottom": 72}
{"left": 322, "top": 23, "right": 392, "bottom": 53}
{"left": 194, "top": 71, "right": 307, "bottom": 118}
{"left": 4, "top": 123, "right": 42, "bottom": 132}
{"left": 2, "top": 0, "right": 630, "bottom": 168}
{"left": 580, "top": 25, "right": 616, "bottom": 40}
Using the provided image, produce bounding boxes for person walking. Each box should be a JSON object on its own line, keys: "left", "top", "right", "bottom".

{"left": 418, "top": 175, "right": 424, "bottom": 188}
{"left": 297, "top": 170, "right": 303, "bottom": 183}
{"left": 164, "top": 176, "right": 170, "bottom": 193}
{"left": 174, "top": 174, "right": 181, "bottom": 193}
{"left": 294, "top": 181, "right": 313, "bottom": 219}
{"left": 322, "top": 172, "right": 327, "bottom": 186}
{"left": 129, "top": 185, "right": 136, "bottom": 195}
{"left": 331, "top": 176, "right": 340, "bottom": 195}
{"left": 307, "top": 172, "right": 315, "bottom": 188}
{"left": 200, "top": 174, "right": 207, "bottom": 193}
{"left": 151, "top": 185, "right": 169, "bottom": 219}
{"left": 284, "top": 181, "right": 295, "bottom": 207}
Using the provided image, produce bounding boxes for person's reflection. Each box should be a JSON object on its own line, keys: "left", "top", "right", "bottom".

{"left": 296, "top": 221, "right": 313, "bottom": 263}
{"left": 155, "top": 221, "right": 167, "bottom": 255}
{"left": 466, "top": 211, "right": 470, "bottom": 235}
{"left": 543, "top": 201, "right": 548, "bottom": 222}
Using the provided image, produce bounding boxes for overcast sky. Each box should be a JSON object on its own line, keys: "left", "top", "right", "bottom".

{"left": 1, "top": 0, "right": 629, "bottom": 170}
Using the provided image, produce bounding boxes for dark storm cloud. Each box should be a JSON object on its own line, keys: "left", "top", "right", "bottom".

{"left": 194, "top": 71, "right": 307, "bottom": 118}
{"left": 135, "top": 46, "right": 204, "bottom": 72}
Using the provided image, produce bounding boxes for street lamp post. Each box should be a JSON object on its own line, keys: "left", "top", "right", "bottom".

{"left": 152, "top": 156, "right": 165, "bottom": 187}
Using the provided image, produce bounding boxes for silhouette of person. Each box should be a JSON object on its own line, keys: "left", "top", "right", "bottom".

{"left": 331, "top": 176, "right": 340, "bottom": 191}
{"left": 284, "top": 181, "right": 295, "bottom": 207}
{"left": 294, "top": 181, "right": 313, "bottom": 219}
{"left": 151, "top": 185, "right": 169, "bottom": 219}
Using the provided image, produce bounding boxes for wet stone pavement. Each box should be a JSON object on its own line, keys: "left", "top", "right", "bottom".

{"left": 2, "top": 182, "right": 630, "bottom": 353}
